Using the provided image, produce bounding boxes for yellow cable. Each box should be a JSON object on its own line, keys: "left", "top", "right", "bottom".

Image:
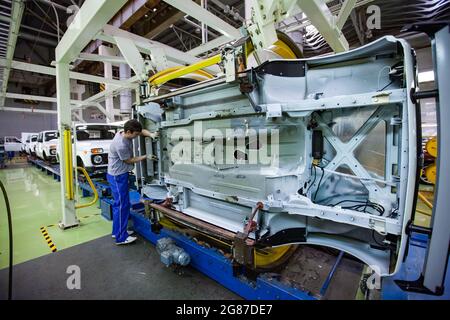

{"left": 75, "top": 166, "right": 99, "bottom": 209}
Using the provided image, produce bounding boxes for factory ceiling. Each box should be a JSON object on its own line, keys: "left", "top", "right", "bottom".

{"left": 8, "top": 0, "right": 450, "bottom": 94}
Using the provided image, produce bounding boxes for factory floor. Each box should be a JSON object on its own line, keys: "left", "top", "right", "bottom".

{"left": 0, "top": 234, "right": 239, "bottom": 300}
{"left": 0, "top": 166, "right": 111, "bottom": 269}
{"left": 0, "top": 165, "right": 239, "bottom": 299}
{"left": 0, "top": 163, "right": 434, "bottom": 300}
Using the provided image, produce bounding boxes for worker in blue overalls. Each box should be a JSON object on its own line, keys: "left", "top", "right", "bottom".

{"left": 107, "top": 119, "right": 158, "bottom": 245}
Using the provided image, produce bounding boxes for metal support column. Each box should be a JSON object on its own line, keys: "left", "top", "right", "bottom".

{"left": 422, "top": 24, "right": 450, "bottom": 294}
{"left": 99, "top": 45, "right": 116, "bottom": 123}
{"left": 56, "top": 62, "right": 78, "bottom": 229}
{"left": 394, "top": 22, "right": 450, "bottom": 296}
{"left": 55, "top": 0, "right": 128, "bottom": 229}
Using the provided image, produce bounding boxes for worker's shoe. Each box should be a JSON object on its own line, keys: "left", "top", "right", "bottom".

{"left": 111, "top": 230, "right": 134, "bottom": 239}
{"left": 115, "top": 235, "right": 137, "bottom": 245}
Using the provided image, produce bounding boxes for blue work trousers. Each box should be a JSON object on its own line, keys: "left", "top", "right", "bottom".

{"left": 107, "top": 172, "right": 130, "bottom": 243}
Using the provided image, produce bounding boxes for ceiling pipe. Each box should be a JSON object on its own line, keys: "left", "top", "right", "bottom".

{"left": 18, "top": 32, "right": 58, "bottom": 47}
{"left": 34, "top": 0, "right": 68, "bottom": 12}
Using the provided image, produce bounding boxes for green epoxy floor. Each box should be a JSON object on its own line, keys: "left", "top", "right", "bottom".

{"left": 0, "top": 166, "right": 112, "bottom": 269}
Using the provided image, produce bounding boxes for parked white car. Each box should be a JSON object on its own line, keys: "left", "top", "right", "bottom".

{"left": 3, "top": 136, "right": 22, "bottom": 153}
{"left": 25, "top": 134, "right": 39, "bottom": 155}
{"left": 35, "top": 130, "right": 59, "bottom": 162}
{"left": 57, "top": 123, "right": 122, "bottom": 173}
{"left": 21, "top": 132, "right": 37, "bottom": 152}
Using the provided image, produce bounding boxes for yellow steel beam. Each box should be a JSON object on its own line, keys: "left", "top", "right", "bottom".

{"left": 63, "top": 129, "right": 74, "bottom": 200}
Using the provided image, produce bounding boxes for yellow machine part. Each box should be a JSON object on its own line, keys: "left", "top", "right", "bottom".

{"left": 148, "top": 66, "right": 215, "bottom": 86}
{"left": 149, "top": 55, "right": 219, "bottom": 87}
{"left": 158, "top": 215, "right": 297, "bottom": 270}
{"left": 426, "top": 136, "right": 437, "bottom": 158}
{"left": 425, "top": 163, "right": 437, "bottom": 185}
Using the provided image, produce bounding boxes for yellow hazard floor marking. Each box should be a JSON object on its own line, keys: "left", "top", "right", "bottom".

{"left": 40, "top": 226, "right": 57, "bottom": 253}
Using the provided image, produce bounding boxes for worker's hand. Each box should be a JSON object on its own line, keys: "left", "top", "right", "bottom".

{"left": 150, "top": 131, "right": 159, "bottom": 139}
{"left": 138, "top": 155, "right": 147, "bottom": 162}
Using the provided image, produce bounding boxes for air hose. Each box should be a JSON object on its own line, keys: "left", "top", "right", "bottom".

{"left": 0, "top": 179, "right": 13, "bottom": 300}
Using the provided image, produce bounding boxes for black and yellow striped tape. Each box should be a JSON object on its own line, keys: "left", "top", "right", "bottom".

{"left": 40, "top": 226, "right": 57, "bottom": 253}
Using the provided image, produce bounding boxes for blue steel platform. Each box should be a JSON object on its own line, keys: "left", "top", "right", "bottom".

{"left": 129, "top": 207, "right": 316, "bottom": 300}
{"left": 382, "top": 232, "right": 450, "bottom": 300}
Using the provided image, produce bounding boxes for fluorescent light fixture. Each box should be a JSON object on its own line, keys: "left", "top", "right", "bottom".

{"left": 422, "top": 123, "right": 437, "bottom": 128}
{"left": 418, "top": 71, "right": 435, "bottom": 83}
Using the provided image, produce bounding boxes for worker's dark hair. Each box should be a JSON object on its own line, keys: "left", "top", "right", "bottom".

{"left": 124, "top": 119, "right": 142, "bottom": 134}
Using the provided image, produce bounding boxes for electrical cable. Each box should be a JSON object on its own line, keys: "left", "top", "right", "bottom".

{"left": 313, "top": 165, "right": 324, "bottom": 202}
{"left": 306, "top": 165, "right": 317, "bottom": 194}
{"left": 49, "top": 2, "right": 60, "bottom": 42}
{"left": 330, "top": 199, "right": 385, "bottom": 216}
{"left": 378, "top": 80, "right": 394, "bottom": 92}
{"left": 0, "top": 179, "right": 13, "bottom": 300}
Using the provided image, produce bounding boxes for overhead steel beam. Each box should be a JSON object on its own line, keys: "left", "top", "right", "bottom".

{"left": 0, "top": 0, "right": 25, "bottom": 107}
{"left": 98, "top": 25, "right": 221, "bottom": 73}
{"left": 282, "top": 0, "right": 374, "bottom": 33}
{"left": 183, "top": 16, "right": 220, "bottom": 39}
{"left": 144, "top": 11, "right": 184, "bottom": 39}
{"left": 209, "top": 0, "right": 245, "bottom": 22}
{"left": 187, "top": 34, "right": 232, "bottom": 56}
{"left": 296, "top": 0, "right": 349, "bottom": 52}
{"left": 162, "top": 0, "right": 241, "bottom": 39}
{"left": 0, "top": 15, "right": 58, "bottom": 39}
{"left": 98, "top": 45, "right": 115, "bottom": 123}
{"left": 73, "top": 0, "right": 161, "bottom": 68}
{"left": 0, "top": 58, "right": 130, "bottom": 88}
{"left": 112, "top": 0, "right": 159, "bottom": 30}
{"left": 77, "top": 53, "right": 126, "bottom": 65}
{"left": 0, "top": 107, "right": 57, "bottom": 114}
{"left": 336, "top": 0, "right": 357, "bottom": 30}
{"left": 114, "top": 36, "right": 147, "bottom": 80}
{"left": 1, "top": 92, "right": 96, "bottom": 106}
{"left": 350, "top": 8, "right": 365, "bottom": 45}
{"left": 79, "top": 75, "right": 140, "bottom": 106}
{"left": 55, "top": 0, "right": 128, "bottom": 64}
{"left": 18, "top": 32, "right": 58, "bottom": 47}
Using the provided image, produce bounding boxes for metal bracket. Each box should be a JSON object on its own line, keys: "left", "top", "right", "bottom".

{"left": 233, "top": 232, "right": 255, "bottom": 267}
{"left": 223, "top": 49, "right": 236, "bottom": 82}
{"left": 266, "top": 103, "right": 282, "bottom": 119}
